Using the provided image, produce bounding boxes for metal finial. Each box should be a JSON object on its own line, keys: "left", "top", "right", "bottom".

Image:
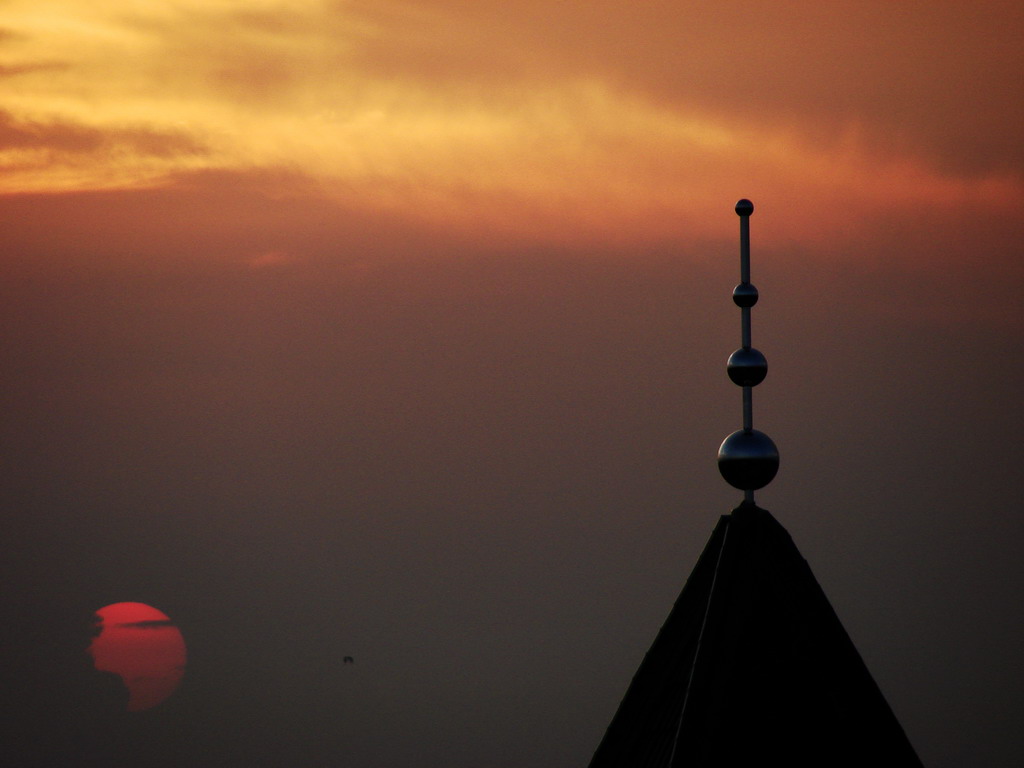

{"left": 717, "top": 199, "right": 779, "bottom": 504}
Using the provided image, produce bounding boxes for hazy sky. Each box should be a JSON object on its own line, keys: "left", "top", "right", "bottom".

{"left": 2, "top": 2, "right": 1022, "bottom": 766}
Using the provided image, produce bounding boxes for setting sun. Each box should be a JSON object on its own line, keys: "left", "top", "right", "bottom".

{"left": 89, "top": 603, "right": 186, "bottom": 712}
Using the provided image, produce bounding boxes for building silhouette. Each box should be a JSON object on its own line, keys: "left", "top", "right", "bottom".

{"left": 588, "top": 202, "right": 923, "bottom": 767}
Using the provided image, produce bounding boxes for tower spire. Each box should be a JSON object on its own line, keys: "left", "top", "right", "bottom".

{"left": 717, "top": 199, "right": 779, "bottom": 505}
{"left": 588, "top": 200, "right": 923, "bottom": 766}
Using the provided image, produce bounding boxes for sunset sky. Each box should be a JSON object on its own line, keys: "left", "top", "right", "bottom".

{"left": 2, "top": 2, "right": 1022, "bottom": 766}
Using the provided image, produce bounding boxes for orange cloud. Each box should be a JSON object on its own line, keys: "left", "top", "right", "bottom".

{"left": 0, "top": 0, "right": 1019, "bottom": 248}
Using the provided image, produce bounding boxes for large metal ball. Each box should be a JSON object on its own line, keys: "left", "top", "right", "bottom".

{"left": 717, "top": 429, "right": 779, "bottom": 490}
{"left": 727, "top": 347, "right": 768, "bottom": 387}
{"left": 735, "top": 199, "right": 754, "bottom": 216}
{"left": 732, "top": 282, "right": 759, "bottom": 307}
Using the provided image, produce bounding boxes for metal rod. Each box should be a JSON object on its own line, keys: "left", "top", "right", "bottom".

{"left": 741, "top": 211, "right": 755, "bottom": 505}
{"left": 740, "top": 215, "right": 752, "bottom": 350}
{"left": 741, "top": 211, "right": 753, "bottom": 435}
{"left": 740, "top": 215, "right": 750, "bottom": 284}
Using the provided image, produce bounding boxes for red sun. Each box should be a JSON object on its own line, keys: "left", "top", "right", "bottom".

{"left": 89, "top": 602, "right": 187, "bottom": 712}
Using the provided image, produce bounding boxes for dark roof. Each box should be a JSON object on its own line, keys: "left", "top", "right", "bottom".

{"left": 588, "top": 503, "right": 923, "bottom": 767}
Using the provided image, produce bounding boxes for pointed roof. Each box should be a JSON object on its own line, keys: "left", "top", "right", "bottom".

{"left": 588, "top": 503, "right": 922, "bottom": 767}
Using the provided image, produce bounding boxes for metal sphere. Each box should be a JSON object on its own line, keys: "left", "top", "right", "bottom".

{"left": 735, "top": 199, "right": 754, "bottom": 216}
{"left": 732, "top": 282, "right": 758, "bottom": 308}
{"left": 717, "top": 429, "right": 779, "bottom": 490}
{"left": 727, "top": 347, "right": 768, "bottom": 387}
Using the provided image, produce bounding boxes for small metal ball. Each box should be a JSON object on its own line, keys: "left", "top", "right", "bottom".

{"left": 727, "top": 347, "right": 768, "bottom": 387}
{"left": 732, "top": 282, "right": 758, "bottom": 307}
{"left": 717, "top": 429, "right": 779, "bottom": 490}
{"left": 735, "top": 199, "right": 754, "bottom": 216}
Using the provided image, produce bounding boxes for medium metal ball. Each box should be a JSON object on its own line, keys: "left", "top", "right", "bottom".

{"left": 735, "top": 199, "right": 754, "bottom": 216}
{"left": 727, "top": 347, "right": 768, "bottom": 387}
{"left": 732, "top": 282, "right": 758, "bottom": 307}
{"left": 717, "top": 429, "right": 779, "bottom": 490}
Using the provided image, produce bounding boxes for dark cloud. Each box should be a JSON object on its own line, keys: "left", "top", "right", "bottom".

{"left": 0, "top": 61, "right": 67, "bottom": 78}
{"left": 0, "top": 109, "right": 207, "bottom": 160}
{"left": 0, "top": 26, "right": 26, "bottom": 43}
{"left": 113, "top": 619, "right": 177, "bottom": 629}
{"left": 0, "top": 109, "right": 104, "bottom": 153}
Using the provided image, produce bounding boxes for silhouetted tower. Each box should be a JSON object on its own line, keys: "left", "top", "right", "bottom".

{"left": 588, "top": 201, "right": 922, "bottom": 767}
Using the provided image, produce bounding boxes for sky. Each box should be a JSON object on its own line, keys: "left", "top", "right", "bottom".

{"left": 1, "top": 1, "right": 1022, "bottom": 765}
